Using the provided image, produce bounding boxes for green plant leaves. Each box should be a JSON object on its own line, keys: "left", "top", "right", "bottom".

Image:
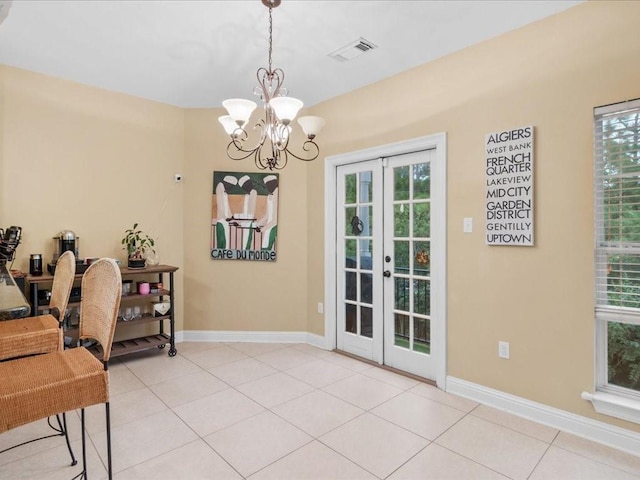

{"left": 122, "top": 223, "right": 155, "bottom": 257}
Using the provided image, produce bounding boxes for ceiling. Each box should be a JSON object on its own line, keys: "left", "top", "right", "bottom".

{"left": 0, "top": 0, "right": 582, "bottom": 108}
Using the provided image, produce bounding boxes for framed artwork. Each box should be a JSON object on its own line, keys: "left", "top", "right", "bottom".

{"left": 211, "top": 171, "right": 279, "bottom": 262}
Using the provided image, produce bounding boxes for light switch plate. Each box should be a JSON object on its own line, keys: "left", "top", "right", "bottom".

{"left": 498, "top": 341, "right": 510, "bottom": 359}
{"left": 463, "top": 217, "right": 473, "bottom": 233}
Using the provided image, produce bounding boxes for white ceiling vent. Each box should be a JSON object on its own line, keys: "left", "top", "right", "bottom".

{"left": 328, "top": 37, "right": 378, "bottom": 63}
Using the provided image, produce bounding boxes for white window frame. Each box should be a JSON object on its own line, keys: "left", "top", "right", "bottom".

{"left": 586, "top": 98, "right": 640, "bottom": 424}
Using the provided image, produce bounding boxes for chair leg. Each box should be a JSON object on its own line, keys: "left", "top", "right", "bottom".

{"left": 71, "top": 408, "right": 87, "bottom": 480}
{"left": 59, "top": 413, "right": 78, "bottom": 466}
{"left": 70, "top": 409, "right": 87, "bottom": 480}
{"left": 0, "top": 415, "right": 77, "bottom": 460}
{"left": 106, "top": 402, "right": 112, "bottom": 480}
{"left": 81, "top": 408, "right": 87, "bottom": 479}
{"left": 68, "top": 403, "right": 111, "bottom": 480}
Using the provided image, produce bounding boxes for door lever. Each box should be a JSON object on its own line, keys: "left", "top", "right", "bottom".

{"left": 383, "top": 270, "right": 391, "bottom": 278}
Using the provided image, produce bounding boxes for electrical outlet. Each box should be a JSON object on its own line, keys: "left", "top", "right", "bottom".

{"left": 174, "top": 173, "right": 183, "bottom": 183}
{"left": 498, "top": 341, "right": 510, "bottom": 359}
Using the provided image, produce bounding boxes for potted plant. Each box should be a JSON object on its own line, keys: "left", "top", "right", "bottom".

{"left": 121, "top": 223, "right": 155, "bottom": 269}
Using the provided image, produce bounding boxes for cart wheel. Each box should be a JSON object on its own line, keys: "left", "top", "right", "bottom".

{"left": 168, "top": 348, "right": 177, "bottom": 357}
{"left": 158, "top": 344, "right": 166, "bottom": 349}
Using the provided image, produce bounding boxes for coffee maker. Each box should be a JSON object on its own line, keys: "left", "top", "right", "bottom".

{"left": 47, "top": 230, "right": 83, "bottom": 274}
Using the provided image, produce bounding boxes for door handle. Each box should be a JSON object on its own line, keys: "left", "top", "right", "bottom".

{"left": 383, "top": 270, "right": 391, "bottom": 278}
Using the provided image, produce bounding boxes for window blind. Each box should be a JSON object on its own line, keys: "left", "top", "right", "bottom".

{"left": 595, "top": 98, "right": 640, "bottom": 315}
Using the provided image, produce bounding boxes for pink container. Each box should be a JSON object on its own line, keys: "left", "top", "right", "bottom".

{"left": 137, "top": 282, "right": 150, "bottom": 295}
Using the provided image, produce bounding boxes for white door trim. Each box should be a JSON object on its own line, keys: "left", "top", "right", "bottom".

{"left": 323, "top": 133, "right": 448, "bottom": 388}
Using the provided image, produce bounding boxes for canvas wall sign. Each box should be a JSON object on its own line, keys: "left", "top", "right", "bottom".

{"left": 211, "top": 171, "right": 279, "bottom": 261}
{"left": 485, "top": 126, "right": 534, "bottom": 246}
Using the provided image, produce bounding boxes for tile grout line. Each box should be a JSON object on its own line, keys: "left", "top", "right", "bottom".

{"left": 422, "top": 402, "right": 517, "bottom": 478}
{"left": 525, "top": 431, "right": 560, "bottom": 480}
{"left": 116, "top": 351, "right": 253, "bottom": 477}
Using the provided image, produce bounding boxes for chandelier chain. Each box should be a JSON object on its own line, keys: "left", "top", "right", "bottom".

{"left": 268, "top": 7, "right": 273, "bottom": 74}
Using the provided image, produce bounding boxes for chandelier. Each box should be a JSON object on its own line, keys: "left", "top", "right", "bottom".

{"left": 218, "top": 0, "right": 325, "bottom": 171}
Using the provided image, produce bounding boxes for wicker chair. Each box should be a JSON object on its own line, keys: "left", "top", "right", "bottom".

{"left": 0, "top": 258, "right": 122, "bottom": 480}
{"left": 0, "top": 250, "right": 76, "bottom": 361}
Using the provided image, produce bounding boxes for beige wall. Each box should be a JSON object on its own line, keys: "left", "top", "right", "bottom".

{"left": 0, "top": 66, "right": 185, "bottom": 333}
{"left": 182, "top": 108, "right": 309, "bottom": 332}
{"left": 307, "top": 1, "right": 640, "bottom": 431}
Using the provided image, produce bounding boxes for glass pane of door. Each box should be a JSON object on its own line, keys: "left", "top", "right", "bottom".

{"left": 392, "top": 163, "right": 431, "bottom": 352}
{"left": 384, "top": 150, "right": 436, "bottom": 379}
{"left": 336, "top": 162, "right": 382, "bottom": 362}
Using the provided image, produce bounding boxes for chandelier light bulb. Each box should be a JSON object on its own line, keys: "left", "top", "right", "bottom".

{"left": 222, "top": 99, "right": 257, "bottom": 126}
{"left": 269, "top": 97, "right": 303, "bottom": 124}
{"left": 297, "top": 116, "right": 326, "bottom": 139}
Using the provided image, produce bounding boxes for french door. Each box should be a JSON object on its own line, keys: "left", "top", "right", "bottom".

{"left": 335, "top": 148, "right": 442, "bottom": 380}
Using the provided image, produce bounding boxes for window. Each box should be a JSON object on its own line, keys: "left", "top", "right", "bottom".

{"left": 594, "top": 99, "right": 640, "bottom": 415}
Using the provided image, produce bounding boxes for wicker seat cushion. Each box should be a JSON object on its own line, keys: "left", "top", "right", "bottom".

{"left": 0, "top": 314, "right": 60, "bottom": 361}
{"left": 0, "top": 347, "right": 108, "bottom": 433}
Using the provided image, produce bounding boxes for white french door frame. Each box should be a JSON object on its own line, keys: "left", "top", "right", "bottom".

{"left": 324, "top": 133, "right": 448, "bottom": 389}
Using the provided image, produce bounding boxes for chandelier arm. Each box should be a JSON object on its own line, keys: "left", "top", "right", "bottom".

{"left": 277, "top": 150, "right": 288, "bottom": 169}
{"left": 271, "top": 68, "right": 284, "bottom": 97}
{"left": 256, "top": 67, "right": 285, "bottom": 102}
{"left": 256, "top": 68, "right": 272, "bottom": 102}
{"left": 252, "top": 140, "right": 288, "bottom": 171}
{"left": 254, "top": 148, "right": 287, "bottom": 170}
{"left": 282, "top": 140, "right": 320, "bottom": 162}
{"left": 225, "top": 118, "right": 271, "bottom": 159}
{"left": 253, "top": 149, "right": 269, "bottom": 170}
{"left": 226, "top": 140, "right": 260, "bottom": 162}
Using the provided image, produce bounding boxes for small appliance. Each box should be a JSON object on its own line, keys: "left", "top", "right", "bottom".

{"left": 29, "top": 253, "right": 43, "bottom": 276}
{"left": 48, "top": 230, "right": 86, "bottom": 274}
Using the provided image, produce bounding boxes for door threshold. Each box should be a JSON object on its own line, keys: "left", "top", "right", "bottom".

{"left": 333, "top": 349, "right": 436, "bottom": 387}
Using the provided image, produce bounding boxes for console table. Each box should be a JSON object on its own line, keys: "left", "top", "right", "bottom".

{"left": 25, "top": 264, "right": 178, "bottom": 358}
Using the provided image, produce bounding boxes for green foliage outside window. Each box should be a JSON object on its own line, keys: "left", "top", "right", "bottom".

{"left": 608, "top": 322, "right": 640, "bottom": 390}
{"left": 601, "top": 111, "right": 640, "bottom": 392}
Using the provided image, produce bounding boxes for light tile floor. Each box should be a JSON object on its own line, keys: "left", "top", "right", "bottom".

{"left": 2, "top": 342, "right": 640, "bottom": 479}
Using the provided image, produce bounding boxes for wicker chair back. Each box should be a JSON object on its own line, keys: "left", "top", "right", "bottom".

{"left": 49, "top": 250, "right": 76, "bottom": 320}
{"left": 79, "top": 258, "right": 121, "bottom": 362}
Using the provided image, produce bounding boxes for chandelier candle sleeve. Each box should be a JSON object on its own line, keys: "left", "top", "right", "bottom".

{"left": 219, "top": 0, "right": 324, "bottom": 170}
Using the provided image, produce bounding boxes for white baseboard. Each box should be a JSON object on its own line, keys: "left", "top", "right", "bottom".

{"left": 447, "top": 376, "right": 640, "bottom": 457}
{"left": 177, "top": 330, "right": 328, "bottom": 349}
{"left": 171, "top": 337, "right": 640, "bottom": 455}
